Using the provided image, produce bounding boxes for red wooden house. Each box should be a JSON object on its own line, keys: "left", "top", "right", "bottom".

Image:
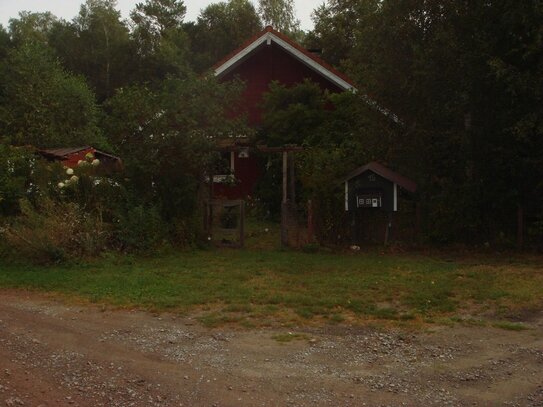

{"left": 212, "top": 26, "right": 358, "bottom": 199}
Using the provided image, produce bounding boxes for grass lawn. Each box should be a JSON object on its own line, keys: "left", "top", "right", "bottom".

{"left": 0, "top": 249, "right": 541, "bottom": 328}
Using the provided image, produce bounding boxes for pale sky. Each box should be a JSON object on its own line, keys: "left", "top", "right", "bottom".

{"left": 0, "top": 0, "right": 319, "bottom": 31}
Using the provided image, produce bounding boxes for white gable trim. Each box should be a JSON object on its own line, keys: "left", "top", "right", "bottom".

{"left": 214, "top": 32, "right": 356, "bottom": 92}
{"left": 271, "top": 35, "right": 356, "bottom": 91}
{"left": 215, "top": 32, "right": 271, "bottom": 77}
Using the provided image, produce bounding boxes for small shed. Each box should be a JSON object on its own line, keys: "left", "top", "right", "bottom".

{"left": 38, "top": 146, "right": 123, "bottom": 172}
{"left": 342, "top": 162, "right": 417, "bottom": 213}
{"left": 341, "top": 162, "right": 417, "bottom": 244}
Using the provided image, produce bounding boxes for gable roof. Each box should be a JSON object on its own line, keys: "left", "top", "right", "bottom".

{"left": 213, "top": 26, "right": 401, "bottom": 123}
{"left": 213, "top": 26, "right": 357, "bottom": 92}
{"left": 38, "top": 146, "right": 121, "bottom": 163}
{"left": 342, "top": 161, "right": 417, "bottom": 193}
{"left": 39, "top": 146, "right": 92, "bottom": 158}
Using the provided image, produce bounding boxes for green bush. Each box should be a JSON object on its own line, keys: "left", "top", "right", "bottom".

{"left": 116, "top": 205, "right": 167, "bottom": 252}
{"left": 2, "top": 198, "right": 109, "bottom": 264}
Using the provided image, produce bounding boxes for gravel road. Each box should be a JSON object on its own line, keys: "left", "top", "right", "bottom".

{"left": 0, "top": 290, "right": 542, "bottom": 406}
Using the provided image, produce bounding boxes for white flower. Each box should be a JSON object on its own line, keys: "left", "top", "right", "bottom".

{"left": 66, "top": 168, "right": 74, "bottom": 175}
{"left": 70, "top": 175, "right": 79, "bottom": 183}
{"left": 91, "top": 159, "right": 100, "bottom": 166}
{"left": 264, "top": 228, "right": 269, "bottom": 232}
{"left": 58, "top": 182, "right": 65, "bottom": 188}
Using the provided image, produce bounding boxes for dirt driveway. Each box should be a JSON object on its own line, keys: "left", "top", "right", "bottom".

{"left": 0, "top": 291, "right": 542, "bottom": 407}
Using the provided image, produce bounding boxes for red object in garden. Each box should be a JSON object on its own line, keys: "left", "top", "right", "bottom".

{"left": 212, "top": 26, "right": 357, "bottom": 199}
{"left": 38, "top": 146, "right": 123, "bottom": 171}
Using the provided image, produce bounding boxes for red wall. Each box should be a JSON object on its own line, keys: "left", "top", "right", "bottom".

{"left": 221, "top": 42, "right": 343, "bottom": 126}
{"left": 213, "top": 154, "right": 261, "bottom": 199}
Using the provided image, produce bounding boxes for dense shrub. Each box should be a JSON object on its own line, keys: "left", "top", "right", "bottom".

{"left": 2, "top": 199, "right": 109, "bottom": 264}
{"left": 116, "top": 205, "right": 167, "bottom": 252}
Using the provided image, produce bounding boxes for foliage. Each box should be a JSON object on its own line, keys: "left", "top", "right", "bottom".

{"left": 258, "top": 80, "right": 400, "bottom": 242}
{"left": 130, "top": 0, "right": 191, "bottom": 81}
{"left": 260, "top": 80, "right": 327, "bottom": 146}
{"left": 0, "top": 145, "right": 36, "bottom": 217}
{"left": 0, "top": 42, "right": 103, "bottom": 148}
{"left": 57, "top": 152, "right": 127, "bottom": 221}
{"left": 49, "top": 0, "right": 134, "bottom": 101}
{"left": 258, "top": 0, "right": 301, "bottom": 39}
{"left": 116, "top": 204, "right": 167, "bottom": 252}
{"left": 309, "top": 0, "right": 543, "bottom": 244}
{"left": 0, "top": 25, "right": 10, "bottom": 59}
{"left": 8, "top": 11, "right": 59, "bottom": 46}
{"left": 187, "top": 0, "right": 262, "bottom": 72}
{"left": 1, "top": 0, "right": 542, "bottom": 249}
{"left": 103, "top": 75, "right": 248, "bottom": 244}
{"left": 2, "top": 198, "right": 109, "bottom": 264}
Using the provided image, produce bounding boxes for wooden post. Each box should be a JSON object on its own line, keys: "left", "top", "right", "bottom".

{"left": 239, "top": 200, "right": 245, "bottom": 248}
{"left": 350, "top": 209, "right": 357, "bottom": 245}
{"left": 281, "top": 151, "right": 288, "bottom": 247}
{"left": 282, "top": 151, "right": 288, "bottom": 204}
{"left": 384, "top": 212, "right": 393, "bottom": 246}
{"left": 207, "top": 169, "right": 214, "bottom": 235}
{"left": 289, "top": 152, "right": 296, "bottom": 204}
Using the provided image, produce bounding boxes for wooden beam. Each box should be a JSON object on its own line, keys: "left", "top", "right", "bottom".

{"left": 289, "top": 152, "right": 296, "bottom": 203}
{"left": 282, "top": 151, "right": 288, "bottom": 204}
{"left": 239, "top": 200, "right": 245, "bottom": 248}
{"left": 281, "top": 151, "right": 288, "bottom": 247}
{"left": 257, "top": 145, "right": 304, "bottom": 153}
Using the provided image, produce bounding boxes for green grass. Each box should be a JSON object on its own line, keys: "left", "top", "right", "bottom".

{"left": 492, "top": 321, "right": 530, "bottom": 331}
{"left": 0, "top": 249, "right": 541, "bottom": 326}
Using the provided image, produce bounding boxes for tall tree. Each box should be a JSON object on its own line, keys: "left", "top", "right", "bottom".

{"left": 8, "top": 11, "right": 58, "bottom": 46}
{"left": 309, "top": 0, "right": 543, "bottom": 243}
{"left": 131, "top": 0, "right": 186, "bottom": 36}
{"left": 258, "top": 0, "right": 301, "bottom": 36}
{"left": 103, "top": 75, "right": 248, "bottom": 226}
{"left": 50, "top": 0, "right": 133, "bottom": 101}
{"left": 0, "top": 42, "right": 103, "bottom": 148}
{"left": 187, "top": 0, "right": 262, "bottom": 72}
{"left": 0, "top": 25, "right": 10, "bottom": 60}
{"left": 130, "top": 0, "right": 190, "bottom": 81}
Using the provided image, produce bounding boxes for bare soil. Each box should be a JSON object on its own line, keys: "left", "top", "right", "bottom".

{"left": 0, "top": 290, "right": 542, "bottom": 406}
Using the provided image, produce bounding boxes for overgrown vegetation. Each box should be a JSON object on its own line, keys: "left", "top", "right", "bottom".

{"left": 0, "top": 0, "right": 542, "bottom": 262}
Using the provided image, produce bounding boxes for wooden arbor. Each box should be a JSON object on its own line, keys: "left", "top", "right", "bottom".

{"left": 207, "top": 143, "right": 304, "bottom": 248}
{"left": 206, "top": 199, "right": 245, "bottom": 248}
{"left": 258, "top": 145, "right": 305, "bottom": 247}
